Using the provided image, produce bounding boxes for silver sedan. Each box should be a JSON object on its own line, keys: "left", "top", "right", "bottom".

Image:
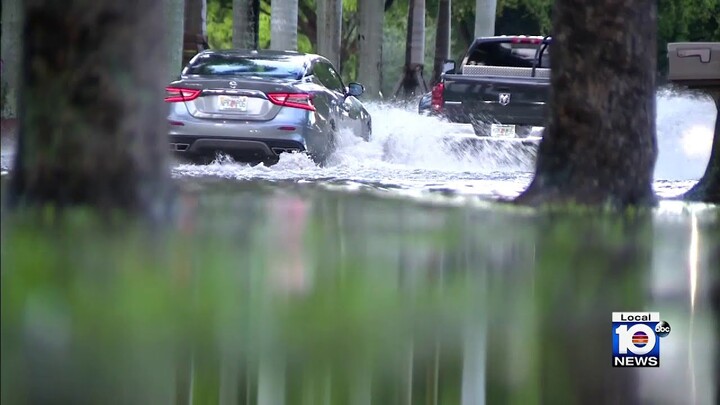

{"left": 166, "top": 50, "right": 372, "bottom": 165}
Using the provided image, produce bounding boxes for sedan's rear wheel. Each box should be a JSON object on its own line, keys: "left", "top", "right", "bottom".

{"left": 309, "top": 121, "right": 337, "bottom": 166}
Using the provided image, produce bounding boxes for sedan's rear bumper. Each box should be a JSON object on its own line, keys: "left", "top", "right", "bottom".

{"left": 170, "top": 134, "right": 306, "bottom": 162}
{"left": 167, "top": 100, "right": 336, "bottom": 163}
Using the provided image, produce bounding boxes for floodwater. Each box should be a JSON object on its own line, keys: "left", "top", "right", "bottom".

{"left": 1, "top": 89, "right": 716, "bottom": 198}
{"left": 1, "top": 89, "right": 718, "bottom": 404}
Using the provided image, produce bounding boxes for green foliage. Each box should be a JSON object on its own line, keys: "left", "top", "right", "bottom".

{"left": 207, "top": 0, "right": 233, "bottom": 49}
{"left": 204, "top": 0, "right": 719, "bottom": 85}
{"left": 207, "top": 0, "right": 313, "bottom": 51}
{"left": 498, "top": 0, "right": 553, "bottom": 33}
{"left": 657, "top": 0, "right": 720, "bottom": 73}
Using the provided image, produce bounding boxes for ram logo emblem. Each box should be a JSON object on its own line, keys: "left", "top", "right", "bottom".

{"left": 499, "top": 93, "right": 511, "bottom": 106}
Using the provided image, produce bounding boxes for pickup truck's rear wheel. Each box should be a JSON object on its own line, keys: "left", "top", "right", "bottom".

{"left": 472, "top": 122, "right": 492, "bottom": 136}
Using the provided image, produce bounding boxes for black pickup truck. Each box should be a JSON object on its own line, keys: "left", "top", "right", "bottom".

{"left": 421, "top": 35, "right": 552, "bottom": 138}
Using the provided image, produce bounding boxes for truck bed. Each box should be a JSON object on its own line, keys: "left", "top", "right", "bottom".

{"left": 427, "top": 36, "right": 553, "bottom": 133}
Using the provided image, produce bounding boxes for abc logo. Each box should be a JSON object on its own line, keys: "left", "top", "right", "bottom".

{"left": 655, "top": 321, "right": 671, "bottom": 337}
{"left": 615, "top": 324, "right": 657, "bottom": 355}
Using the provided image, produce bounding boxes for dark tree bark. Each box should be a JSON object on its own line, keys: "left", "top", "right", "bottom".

{"left": 683, "top": 90, "right": 720, "bottom": 202}
{"left": 516, "top": 0, "right": 659, "bottom": 208}
{"left": 183, "top": 0, "right": 208, "bottom": 65}
{"left": 8, "top": 0, "right": 172, "bottom": 220}
{"left": 395, "top": 0, "right": 427, "bottom": 98}
{"left": 298, "top": 0, "right": 318, "bottom": 46}
{"left": 431, "top": 0, "right": 451, "bottom": 86}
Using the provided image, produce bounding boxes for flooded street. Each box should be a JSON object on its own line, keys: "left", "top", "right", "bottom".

{"left": 1, "top": 89, "right": 719, "bottom": 404}
{"left": 2, "top": 89, "right": 716, "bottom": 200}
{"left": 167, "top": 89, "right": 715, "bottom": 201}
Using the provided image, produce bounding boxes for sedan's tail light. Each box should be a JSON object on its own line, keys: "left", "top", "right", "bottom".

{"left": 431, "top": 83, "right": 444, "bottom": 112}
{"left": 267, "top": 93, "right": 316, "bottom": 111}
{"left": 165, "top": 87, "right": 202, "bottom": 102}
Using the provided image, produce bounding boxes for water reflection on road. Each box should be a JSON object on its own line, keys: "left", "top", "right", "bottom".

{"left": 3, "top": 180, "right": 716, "bottom": 404}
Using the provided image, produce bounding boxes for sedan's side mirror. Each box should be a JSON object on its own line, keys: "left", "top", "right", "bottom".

{"left": 347, "top": 82, "right": 365, "bottom": 97}
{"left": 442, "top": 59, "right": 456, "bottom": 74}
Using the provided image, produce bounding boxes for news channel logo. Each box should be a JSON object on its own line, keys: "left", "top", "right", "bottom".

{"left": 612, "top": 312, "right": 671, "bottom": 367}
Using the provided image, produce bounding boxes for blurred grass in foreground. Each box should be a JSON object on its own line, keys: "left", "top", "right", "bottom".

{"left": 1, "top": 180, "right": 718, "bottom": 404}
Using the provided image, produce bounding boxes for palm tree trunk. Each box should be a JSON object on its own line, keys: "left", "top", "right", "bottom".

{"left": 431, "top": 0, "right": 451, "bottom": 85}
{"left": 358, "top": 0, "right": 385, "bottom": 99}
{"left": 185, "top": 0, "right": 207, "bottom": 39}
{"left": 270, "top": 0, "right": 299, "bottom": 51}
{"left": 515, "top": 0, "right": 658, "bottom": 207}
{"left": 474, "top": 0, "right": 496, "bottom": 38}
{"left": 184, "top": 0, "right": 208, "bottom": 65}
{"left": 9, "top": 0, "right": 172, "bottom": 219}
{"left": 316, "top": 0, "right": 343, "bottom": 69}
{"left": 1, "top": 0, "right": 21, "bottom": 119}
{"left": 165, "top": 0, "right": 185, "bottom": 79}
{"left": 409, "top": 0, "right": 425, "bottom": 68}
{"left": 397, "top": 0, "right": 426, "bottom": 98}
{"left": 233, "top": 0, "right": 256, "bottom": 49}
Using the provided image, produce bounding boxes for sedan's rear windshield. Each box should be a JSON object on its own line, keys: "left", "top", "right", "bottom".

{"left": 184, "top": 54, "right": 305, "bottom": 79}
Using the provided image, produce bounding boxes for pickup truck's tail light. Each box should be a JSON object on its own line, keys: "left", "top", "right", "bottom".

{"left": 431, "top": 83, "right": 444, "bottom": 112}
{"left": 165, "top": 87, "right": 202, "bottom": 102}
{"left": 267, "top": 93, "right": 316, "bottom": 111}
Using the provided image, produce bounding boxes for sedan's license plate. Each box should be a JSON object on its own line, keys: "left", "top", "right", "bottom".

{"left": 219, "top": 95, "right": 248, "bottom": 111}
{"left": 491, "top": 124, "right": 516, "bottom": 138}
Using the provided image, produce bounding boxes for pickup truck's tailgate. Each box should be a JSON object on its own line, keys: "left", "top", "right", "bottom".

{"left": 442, "top": 74, "right": 549, "bottom": 126}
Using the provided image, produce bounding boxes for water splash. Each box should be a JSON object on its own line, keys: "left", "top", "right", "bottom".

{"left": 2, "top": 89, "right": 715, "bottom": 199}
{"left": 655, "top": 88, "right": 714, "bottom": 181}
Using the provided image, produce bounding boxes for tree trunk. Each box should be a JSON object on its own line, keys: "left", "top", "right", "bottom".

{"left": 532, "top": 215, "right": 648, "bottom": 403}
{"left": 9, "top": 0, "right": 172, "bottom": 219}
{"left": 166, "top": 0, "right": 185, "bottom": 79}
{"left": 1, "top": 0, "right": 22, "bottom": 119}
{"left": 357, "top": 0, "right": 385, "bottom": 99}
{"left": 515, "top": 0, "right": 658, "bottom": 208}
{"left": 316, "top": 0, "right": 343, "bottom": 69}
{"left": 397, "top": 0, "right": 426, "bottom": 98}
{"left": 233, "top": 0, "right": 256, "bottom": 49}
{"left": 270, "top": 0, "right": 299, "bottom": 51}
{"left": 683, "top": 90, "right": 720, "bottom": 203}
{"left": 431, "top": 0, "right": 451, "bottom": 86}
{"left": 185, "top": 0, "right": 206, "bottom": 39}
{"left": 474, "top": 0, "right": 496, "bottom": 38}
{"left": 183, "top": 0, "right": 208, "bottom": 65}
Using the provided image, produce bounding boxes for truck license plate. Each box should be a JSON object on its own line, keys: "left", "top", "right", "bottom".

{"left": 219, "top": 95, "right": 248, "bottom": 111}
{"left": 491, "top": 124, "right": 516, "bottom": 138}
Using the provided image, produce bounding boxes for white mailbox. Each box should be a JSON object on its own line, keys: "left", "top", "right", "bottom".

{"left": 667, "top": 42, "right": 720, "bottom": 86}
